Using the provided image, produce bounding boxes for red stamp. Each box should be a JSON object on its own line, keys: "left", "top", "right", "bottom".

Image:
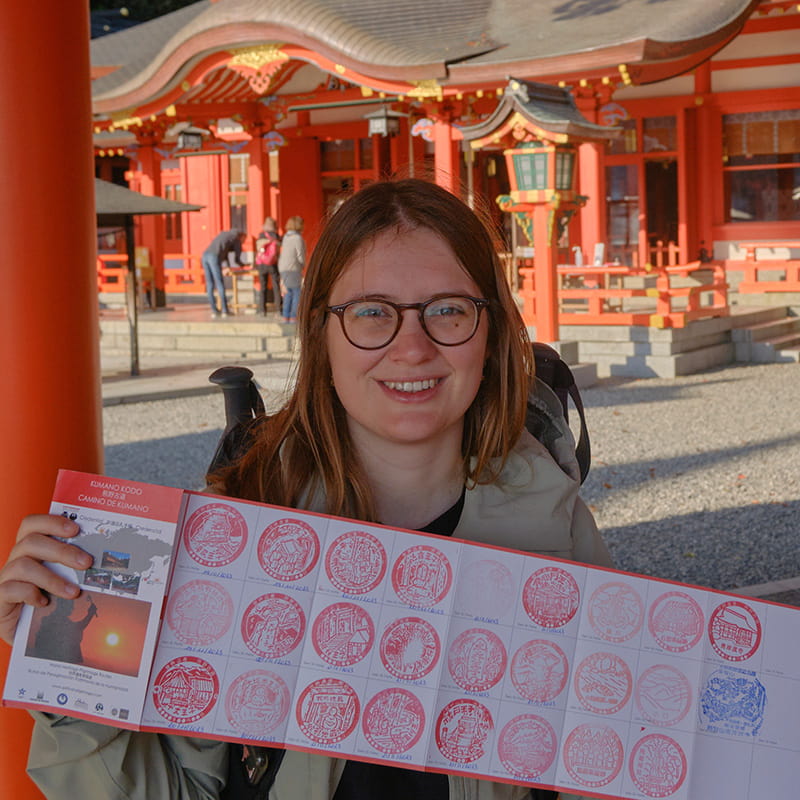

{"left": 497, "top": 714, "right": 558, "bottom": 779}
{"left": 391, "top": 545, "right": 453, "bottom": 607}
{"left": 454, "top": 559, "right": 515, "bottom": 618}
{"left": 361, "top": 687, "right": 425, "bottom": 754}
{"left": 435, "top": 698, "right": 493, "bottom": 763}
{"left": 447, "top": 628, "right": 507, "bottom": 692}
{"left": 166, "top": 579, "right": 234, "bottom": 646}
{"left": 240, "top": 592, "right": 305, "bottom": 659}
{"left": 648, "top": 591, "right": 704, "bottom": 653}
{"left": 379, "top": 616, "right": 441, "bottom": 680}
{"left": 587, "top": 581, "right": 644, "bottom": 643}
{"left": 257, "top": 518, "right": 320, "bottom": 582}
{"left": 509, "top": 639, "right": 569, "bottom": 703}
{"left": 708, "top": 600, "right": 762, "bottom": 661}
{"left": 628, "top": 733, "right": 688, "bottom": 797}
{"left": 522, "top": 566, "right": 580, "bottom": 628}
{"left": 634, "top": 664, "right": 692, "bottom": 727}
{"left": 573, "top": 651, "right": 633, "bottom": 715}
{"left": 225, "top": 669, "right": 290, "bottom": 737}
{"left": 324, "top": 530, "right": 387, "bottom": 595}
{"left": 562, "top": 723, "right": 623, "bottom": 788}
{"left": 295, "top": 677, "right": 360, "bottom": 745}
{"left": 311, "top": 602, "right": 375, "bottom": 667}
{"left": 152, "top": 656, "right": 219, "bottom": 724}
{"left": 183, "top": 503, "right": 248, "bottom": 567}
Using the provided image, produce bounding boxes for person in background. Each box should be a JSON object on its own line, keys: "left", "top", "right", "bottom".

{"left": 0, "top": 179, "right": 610, "bottom": 800}
{"left": 254, "top": 217, "right": 282, "bottom": 316}
{"left": 277, "top": 215, "right": 305, "bottom": 323}
{"left": 201, "top": 228, "right": 246, "bottom": 318}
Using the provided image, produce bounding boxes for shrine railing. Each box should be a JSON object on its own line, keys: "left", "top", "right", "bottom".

{"left": 725, "top": 241, "right": 800, "bottom": 294}
{"left": 97, "top": 253, "right": 206, "bottom": 296}
{"left": 543, "top": 261, "right": 729, "bottom": 328}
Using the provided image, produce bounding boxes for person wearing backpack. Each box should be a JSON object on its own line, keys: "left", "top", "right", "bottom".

{"left": 0, "top": 179, "right": 611, "bottom": 800}
{"left": 254, "top": 217, "right": 282, "bottom": 316}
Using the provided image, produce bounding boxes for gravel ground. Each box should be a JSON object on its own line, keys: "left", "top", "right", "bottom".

{"left": 103, "top": 361, "right": 799, "bottom": 593}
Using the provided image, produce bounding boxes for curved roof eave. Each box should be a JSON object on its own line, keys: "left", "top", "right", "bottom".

{"left": 93, "top": 22, "right": 453, "bottom": 114}
{"left": 91, "top": 0, "right": 760, "bottom": 115}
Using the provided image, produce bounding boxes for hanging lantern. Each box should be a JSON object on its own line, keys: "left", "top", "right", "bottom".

{"left": 364, "top": 106, "right": 403, "bottom": 137}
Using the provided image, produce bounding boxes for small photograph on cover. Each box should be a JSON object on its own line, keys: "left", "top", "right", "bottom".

{"left": 24, "top": 589, "right": 151, "bottom": 677}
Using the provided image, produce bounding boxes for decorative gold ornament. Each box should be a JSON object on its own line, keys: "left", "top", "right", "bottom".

{"left": 228, "top": 45, "right": 290, "bottom": 95}
{"left": 407, "top": 79, "right": 443, "bottom": 100}
{"left": 229, "top": 44, "right": 288, "bottom": 71}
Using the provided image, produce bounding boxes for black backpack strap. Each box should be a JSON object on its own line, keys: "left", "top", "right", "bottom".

{"left": 530, "top": 342, "right": 591, "bottom": 484}
{"left": 207, "top": 366, "right": 266, "bottom": 474}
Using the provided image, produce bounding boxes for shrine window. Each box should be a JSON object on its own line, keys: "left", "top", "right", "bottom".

{"left": 228, "top": 153, "right": 249, "bottom": 232}
{"left": 163, "top": 183, "right": 183, "bottom": 241}
{"left": 723, "top": 110, "right": 800, "bottom": 223}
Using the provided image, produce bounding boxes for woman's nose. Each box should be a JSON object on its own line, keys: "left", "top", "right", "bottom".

{"left": 387, "top": 310, "right": 437, "bottom": 360}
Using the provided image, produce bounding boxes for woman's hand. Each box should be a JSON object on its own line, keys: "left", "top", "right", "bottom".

{"left": 0, "top": 515, "right": 92, "bottom": 646}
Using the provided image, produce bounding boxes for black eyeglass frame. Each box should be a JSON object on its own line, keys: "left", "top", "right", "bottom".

{"left": 326, "top": 294, "right": 490, "bottom": 350}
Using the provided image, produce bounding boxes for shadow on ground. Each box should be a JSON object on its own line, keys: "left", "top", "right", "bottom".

{"left": 602, "top": 499, "right": 800, "bottom": 592}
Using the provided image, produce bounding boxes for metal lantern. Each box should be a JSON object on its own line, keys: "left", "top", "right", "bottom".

{"left": 365, "top": 106, "right": 402, "bottom": 137}
{"left": 177, "top": 129, "right": 204, "bottom": 151}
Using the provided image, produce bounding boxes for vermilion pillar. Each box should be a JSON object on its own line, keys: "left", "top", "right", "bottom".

{"left": 433, "top": 119, "right": 460, "bottom": 193}
{"left": 0, "top": 2, "right": 101, "bottom": 797}
{"left": 131, "top": 133, "right": 165, "bottom": 303}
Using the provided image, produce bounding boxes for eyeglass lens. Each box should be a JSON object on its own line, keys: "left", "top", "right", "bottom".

{"left": 341, "top": 296, "right": 480, "bottom": 348}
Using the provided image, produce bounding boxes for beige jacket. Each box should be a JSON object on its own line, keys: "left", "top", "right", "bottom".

{"left": 28, "top": 431, "right": 612, "bottom": 800}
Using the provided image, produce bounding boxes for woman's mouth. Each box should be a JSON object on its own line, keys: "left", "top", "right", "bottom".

{"left": 381, "top": 378, "right": 441, "bottom": 393}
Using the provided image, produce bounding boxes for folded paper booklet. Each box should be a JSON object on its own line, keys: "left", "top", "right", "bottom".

{"left": 4, "top": 470, "right": 799, "bottom": 800}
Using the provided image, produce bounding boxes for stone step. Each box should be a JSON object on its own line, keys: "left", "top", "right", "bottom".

{"left": 730, "top": 315, "right": 800, "bottom": 343}
{"left": 729, "top": 305, "right": 792, "bottom": 328}
{"left": 748, "top": 335, "right": 800, "bottom": 363}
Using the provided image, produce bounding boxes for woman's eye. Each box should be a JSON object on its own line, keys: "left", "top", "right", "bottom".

{"left": 428, "top": 301, "right": 467, "bottom": 318}
{"left": 352, "top": 303, "right": 391, "bottom": 319}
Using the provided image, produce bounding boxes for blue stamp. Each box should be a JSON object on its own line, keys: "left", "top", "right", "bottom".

{"left": 699, "top": 665, "right": 766, "bottom": 737}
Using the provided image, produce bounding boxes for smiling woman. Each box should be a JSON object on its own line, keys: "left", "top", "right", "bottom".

{"left": 1, "top": 179, "right": 610, "bottom": 800}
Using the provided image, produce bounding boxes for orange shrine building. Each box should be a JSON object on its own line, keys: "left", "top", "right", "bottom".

{"left": 89, "top": 0, "right": 800, "bottom": 309}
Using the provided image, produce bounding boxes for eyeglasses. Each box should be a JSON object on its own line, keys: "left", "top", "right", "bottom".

{"left": 327, "top": 294, "right": 489, "bottom": 350}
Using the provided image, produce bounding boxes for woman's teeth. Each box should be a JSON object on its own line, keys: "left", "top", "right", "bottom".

{"left": 383, "top": 378, "right": 438, "bottom": 393}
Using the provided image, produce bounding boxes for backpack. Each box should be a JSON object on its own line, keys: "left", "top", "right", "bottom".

{"left": 208, "top": 342, "right": 591, "bottom": 800}
{"left": 255, "top": 234, "right": 279, "bottom": 266}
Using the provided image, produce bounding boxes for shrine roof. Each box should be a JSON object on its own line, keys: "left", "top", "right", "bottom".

{"left": 90, "top": 0, "right": 759, "bottom": 108}
{"left": 95, "top": 179, "right": 203, "bottom": 217}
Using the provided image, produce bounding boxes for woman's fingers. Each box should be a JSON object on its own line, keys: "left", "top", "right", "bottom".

{"left": 0, "top": 515, "right": 92, "bottom": 646}
{"left": 15, "top": 514, "right": 81, "bottom": 545}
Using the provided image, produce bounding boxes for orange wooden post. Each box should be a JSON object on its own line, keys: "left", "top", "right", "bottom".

{"left": 532, "top": 204, "right": 560, "bottom": 343}
{"left": 432, "top": 119, "right": 460, "bottom": 194}
{"left": 0, "top": 2, "right": 102, "bottom": 796}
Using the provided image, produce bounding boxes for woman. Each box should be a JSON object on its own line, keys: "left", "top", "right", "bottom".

{"left": 277, "top": 215, "right": 305, "bottom": 323}
{"left": 0, "top": 179, "right": 611, "bottom": 800}
{"left": 254, "top": 216, "right": 282, "bottom": 316}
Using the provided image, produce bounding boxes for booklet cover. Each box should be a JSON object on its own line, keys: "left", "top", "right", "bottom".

{"left": 4, "top": 470, "right": 800, "bottom": 800}
{"left": 4, "top": 470, "right": 186, "bottom": 727}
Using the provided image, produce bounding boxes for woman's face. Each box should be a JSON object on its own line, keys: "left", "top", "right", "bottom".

{"left": 326, "top": 226, "right": 488, "bottom": 455}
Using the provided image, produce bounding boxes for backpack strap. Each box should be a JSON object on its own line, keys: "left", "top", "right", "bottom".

{"left": 208, "top": 366, "right": 265, "bottom": 473}
{"left": 530, "top": 342, "right": 591, "bottom": 484}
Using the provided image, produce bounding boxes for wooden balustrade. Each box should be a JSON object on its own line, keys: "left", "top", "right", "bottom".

{"left": 551, "top": 261, "right": 729, "bottom": 328}
{"left": 731, "top": 241, "right": 800, "bottom": 294}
